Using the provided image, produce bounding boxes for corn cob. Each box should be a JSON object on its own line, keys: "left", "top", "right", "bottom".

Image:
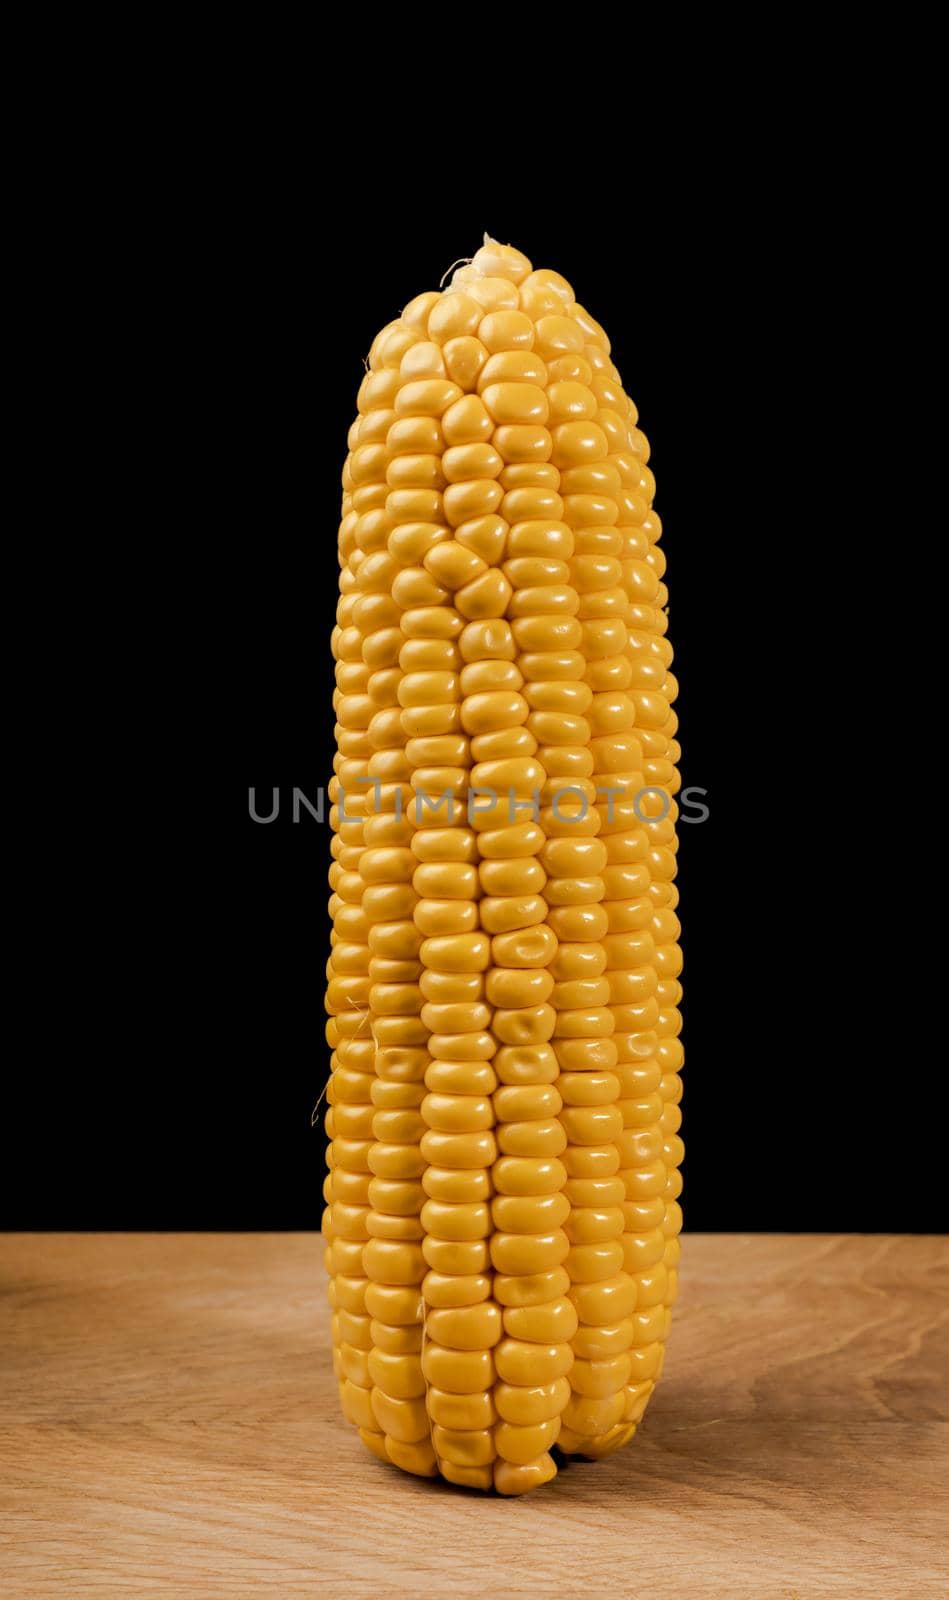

{"left": 323, "top": 237, "right": 682, "bottom": 1494}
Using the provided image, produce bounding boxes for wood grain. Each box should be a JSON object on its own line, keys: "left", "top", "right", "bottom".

{"left": 0, "top": 1234, "right": 946, "bottom": 1599}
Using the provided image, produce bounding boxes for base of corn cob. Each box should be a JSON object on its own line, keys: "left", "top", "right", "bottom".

{"left": 323, "top": 236, "right": 682, "bottom": 1494}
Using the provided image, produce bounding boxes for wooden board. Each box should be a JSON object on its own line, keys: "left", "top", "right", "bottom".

{"left": 1, "top": 1233, "right": 946, "bottom": 1598}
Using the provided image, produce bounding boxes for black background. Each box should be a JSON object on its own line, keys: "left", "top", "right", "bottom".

{"left": 5, "top": 178, "right": 935, "bottom": 1235}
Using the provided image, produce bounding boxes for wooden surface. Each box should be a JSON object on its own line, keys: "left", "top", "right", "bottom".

{"left": 0, "top": 1235, "right": 946, "bottom": 1599}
